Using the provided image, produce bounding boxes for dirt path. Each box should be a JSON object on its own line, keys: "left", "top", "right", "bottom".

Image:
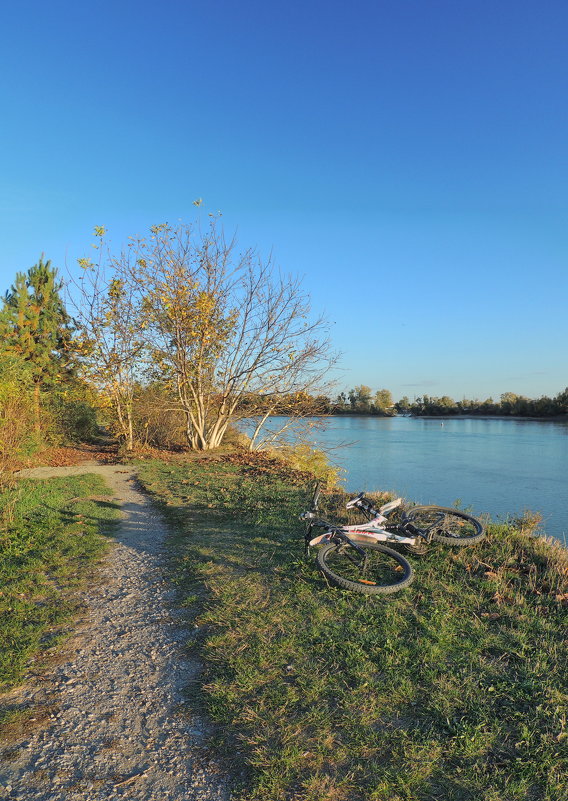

{"left": 0, "top": 463, "right": 230, "bottom": 801}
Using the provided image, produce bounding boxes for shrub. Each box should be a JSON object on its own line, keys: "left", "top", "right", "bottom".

{"left": 277, "top": 442, "right": 343, "bottom": 488}
{"left": 0, "top": 356, "right": 37, "bottom": 474}
{"left": 130, "top": 384, "right": 186, "bottom": 450}
{"left": 45, "top": 387, "right": 100, "bottom": 444}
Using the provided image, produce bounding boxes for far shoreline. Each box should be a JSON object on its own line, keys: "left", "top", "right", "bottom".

{"left": 401, "top": 414, "right": 568, "bottom": 422}
{"left": 294, "top": 412, "right": 568, "bottom": 423}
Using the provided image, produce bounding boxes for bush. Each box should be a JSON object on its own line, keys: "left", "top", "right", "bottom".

{"left": 0, "top": 356, "right": 37, "bottom": 474}
{"left": 278, "top": 442, "right": 343, "bottom": 488}
{"left": 42, "top": 381, "right": 100, "bottom": 445}
{"left": 48, "top": 396, "right": 99, "bottom": 443}
{"left": 130, "top": 384, "right": 186, "bottom": 450}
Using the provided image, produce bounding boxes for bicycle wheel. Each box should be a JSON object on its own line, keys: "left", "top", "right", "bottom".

{"left": 316, "top": 541, "right": 414, "bottom": 595}
{"left": 402, "top": 505, "right": 485, "bottom": 547}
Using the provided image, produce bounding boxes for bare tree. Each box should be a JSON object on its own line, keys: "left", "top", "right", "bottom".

{"left": 111, "top": 221, "right": 337, "bottom": 450}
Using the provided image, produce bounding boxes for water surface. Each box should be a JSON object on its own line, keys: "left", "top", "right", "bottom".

{"left": 267, "top": 416, "right": 568, "bottom": 542}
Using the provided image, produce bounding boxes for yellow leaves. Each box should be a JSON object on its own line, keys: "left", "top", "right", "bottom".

{"left": 93, "top": 225, "right": 106, "bottom": 237}
{"left": 108, "top": 279, "right": 124, "bottom": 299}
{"left": 97, "top": 395, "right": 114, "bottom": 409}
{"left": 195, "top": 290, "right": 216, "bottom": 316}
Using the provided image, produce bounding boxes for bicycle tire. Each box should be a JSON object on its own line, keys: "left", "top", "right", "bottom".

{"left": 402, "top": 505, "right": 485, "bottom": 547}
{"left": 316, "top": 541, "right": 414, "bottom": 595}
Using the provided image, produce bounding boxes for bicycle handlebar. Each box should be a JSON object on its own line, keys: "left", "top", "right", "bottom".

{"left": 346, "top": 492, "right": 364, "bottom": 509}
{"left": 346, "top": 493, "right": 403, "bottom": 518}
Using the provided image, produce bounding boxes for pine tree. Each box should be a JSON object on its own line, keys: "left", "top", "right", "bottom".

{"left": 0, "top": 257, "right": 74, "bottom": 436}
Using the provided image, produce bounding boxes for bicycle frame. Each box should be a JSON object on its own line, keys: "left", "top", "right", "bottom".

{"left": 301, "top": 489, "right": 421, "bottom": 554}
{"left": 308, "top": 519, "right": 416, "bottom": 547}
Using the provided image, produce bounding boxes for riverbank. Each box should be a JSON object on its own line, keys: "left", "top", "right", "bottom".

{"left": 253, "top": 415, "right": 568, "bottom": 543}
{"left": 405, "top": 414, "right": 568, "bottom": 422}
{"left": 316, "top": 412, "right": 568, "bottom": 422}
{"left": 137, "top": 450, "right": 568, "bottom": 801}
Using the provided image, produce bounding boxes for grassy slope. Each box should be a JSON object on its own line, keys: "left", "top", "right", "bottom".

{"left": 138, "top": 453, "right": 567, "bottom": 801}
{"left": 0, "top": 475, "right": 119, "bottom": 699}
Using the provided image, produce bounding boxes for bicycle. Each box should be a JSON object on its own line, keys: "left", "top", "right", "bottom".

{"left": 300, "top": 485, "right": 485, "bottom": 595}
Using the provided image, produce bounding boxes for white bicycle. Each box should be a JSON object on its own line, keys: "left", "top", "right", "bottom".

{"left": 300, "top": 486, "right": 485, "bottom": 595}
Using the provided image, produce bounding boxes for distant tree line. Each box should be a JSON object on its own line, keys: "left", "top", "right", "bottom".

{"left": 252, "top": 387, "right": 568, "bottom": 419}
{"left": 394, "top": 390, "right": 568, "bottom": 418}
{"left": 245, "top": 385, "right": 396, "bottom": 416}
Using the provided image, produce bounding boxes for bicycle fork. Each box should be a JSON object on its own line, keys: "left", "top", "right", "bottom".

{"left": 334, "top": 536, "right": 377, "bottom": 580}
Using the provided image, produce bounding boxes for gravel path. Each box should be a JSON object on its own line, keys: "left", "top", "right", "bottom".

{"left": 0, "top": 463, "right": 230, "bottom": 801}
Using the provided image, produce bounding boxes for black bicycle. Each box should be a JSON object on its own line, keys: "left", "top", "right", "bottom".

{"left": 300, "top": 485, "right": 485, "bottom": 595}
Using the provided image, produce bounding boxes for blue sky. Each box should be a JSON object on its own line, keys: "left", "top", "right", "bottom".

{"left": 1, "top": 0, "right": 566, "bottom": 401}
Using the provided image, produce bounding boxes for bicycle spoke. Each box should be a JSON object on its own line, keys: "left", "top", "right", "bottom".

{"left": 402, "top": 506, "right": 484, "bottom": 547}
{"left": 325, "top": 545, "right": 405, "bottom": 586}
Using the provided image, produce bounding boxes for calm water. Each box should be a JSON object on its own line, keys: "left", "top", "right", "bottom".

{"left": 266, "top": 416, "right": 568, "bottom": 542}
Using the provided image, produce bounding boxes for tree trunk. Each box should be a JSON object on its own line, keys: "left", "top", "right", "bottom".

{"left": 126, "top": 409, "right": 134, "bottom": 451}
{"left": 248, "top": 410, "right": 272, "bottom": 451}
{"left": 33, "top": 381, "right": 41, "bottom": 439}
{"left": 114, "top": 396, "right": 134, "bottom": 451}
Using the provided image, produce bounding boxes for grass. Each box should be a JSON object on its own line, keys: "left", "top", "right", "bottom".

{"left": 138, "top": 452, "right": 568, "bottom": 801}
{"left": 0, "top": 474, "right": 120, "bottom": 699}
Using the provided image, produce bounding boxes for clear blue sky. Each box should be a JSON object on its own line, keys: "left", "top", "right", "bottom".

{"left": 1, "top": 0, "right": 566, "bottom": 401}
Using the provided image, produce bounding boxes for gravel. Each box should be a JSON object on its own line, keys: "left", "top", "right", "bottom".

{"left": 0, "top": 463, "right": 231, "bottom": 801}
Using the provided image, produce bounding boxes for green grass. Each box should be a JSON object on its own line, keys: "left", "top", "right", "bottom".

{"left": 138, "top": 453, "right": 568, "bottom": 801}
{"left": 0, "top": 475, "right": 120, "bottom": 696}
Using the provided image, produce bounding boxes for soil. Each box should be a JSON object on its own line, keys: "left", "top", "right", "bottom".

{"left": 0, "top": 461, "right": 231, "bottom": 801}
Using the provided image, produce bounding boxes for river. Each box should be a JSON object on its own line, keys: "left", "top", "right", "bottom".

{"left": 262, "top": 415, "right": 568, "bottom": 543}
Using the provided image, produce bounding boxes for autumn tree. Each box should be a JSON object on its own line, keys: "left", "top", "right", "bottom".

{"left": 349, "top": 385, "right": 372, "bottom": 412}
{"left": 109, "top": 221, "right": 336, "bottom": 450}
{"left": 374, "top": 388, "right": 393, "bottom": 413}
{"left": 500, "top": 392, "right": 526, "bottom": 415}
{"left": 0, "top": 257, "right": 74, "bottom": 437}
{"left": 70, "top": 228, "right": 146, "bottom": 451}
